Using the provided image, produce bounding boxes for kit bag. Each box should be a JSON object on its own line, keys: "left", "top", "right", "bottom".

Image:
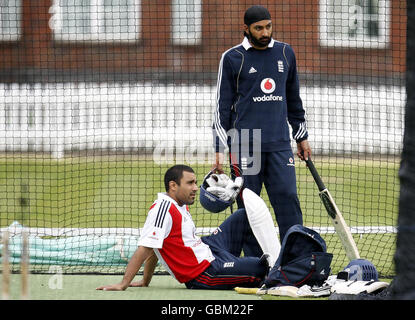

{"left": 264, "top": 224, "right": 333, "bottom": 288}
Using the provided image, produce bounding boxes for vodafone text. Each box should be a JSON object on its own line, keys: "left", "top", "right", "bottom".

{"left": 252, "top": 94, "right": 283, "bottom": 102}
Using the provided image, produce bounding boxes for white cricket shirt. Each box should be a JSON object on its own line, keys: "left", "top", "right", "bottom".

{"left": 138, "top": 193, "right": 215, "bottom": 283}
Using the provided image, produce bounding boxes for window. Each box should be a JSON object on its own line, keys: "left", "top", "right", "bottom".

{"left": 319, "top": 0, "right": 390, "bottom": 48}
{"left": 0, "top": 0, "right": 22, "bottom": 41}
{"left": 171, "top": 0, "right": 202, "bottom": 45}
{"left": 50, "top": 0, "right": 141, "bottom": 42}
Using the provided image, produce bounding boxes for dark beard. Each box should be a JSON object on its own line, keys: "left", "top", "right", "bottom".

{"left": 246, "top": 30, "right": 271, "bottom": 48}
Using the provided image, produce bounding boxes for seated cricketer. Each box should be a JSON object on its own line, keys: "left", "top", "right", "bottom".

{"left": 96, "top": 164, "right": 280, "bottom": 291}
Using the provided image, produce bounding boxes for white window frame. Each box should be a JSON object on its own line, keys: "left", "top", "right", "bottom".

{"left": 0, "top": 0, "right": 22, "bottom": 41}
{"left": 171, "top": 0, "right": 202, "bottom": 46}
{"left": 319, "top": 0, "right": 390, "bottom": 48}
{"left": 49, "top": 0, "right": 141, "bottom": 42}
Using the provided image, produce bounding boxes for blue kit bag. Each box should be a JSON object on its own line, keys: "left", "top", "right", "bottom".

{"left": 264, "top": 224, "right": 333, "bottom": 288}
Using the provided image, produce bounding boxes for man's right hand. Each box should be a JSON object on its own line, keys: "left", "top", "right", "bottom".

{"left": 96, "top": 283, "right": 127, "bottom": 291}
{"left": 212, "top": 152, "right": 224, "bottom": 173}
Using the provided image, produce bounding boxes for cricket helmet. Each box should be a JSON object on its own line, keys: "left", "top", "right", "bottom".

{"left": 343, "top": 259, "right": 379, "bottom": 281}
{"left": 199, "top": 170, "right": 241, "bottom": 213}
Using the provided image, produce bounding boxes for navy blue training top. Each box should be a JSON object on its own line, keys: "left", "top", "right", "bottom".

{"left": 213, "top": 37, "right": 308, "bottom": 153}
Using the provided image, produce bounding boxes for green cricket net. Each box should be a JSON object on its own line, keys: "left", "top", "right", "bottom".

{"left": 0, "top": 1, "right": 405, "bottom": 277}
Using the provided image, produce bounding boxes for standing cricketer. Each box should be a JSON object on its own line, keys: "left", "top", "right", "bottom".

{"left": 212, "top": 5, "right": 311, "bottom": 241}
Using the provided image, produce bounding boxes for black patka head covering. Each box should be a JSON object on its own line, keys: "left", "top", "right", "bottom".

{"left": 244, "top": 5, "right": 271, "bottom": 26}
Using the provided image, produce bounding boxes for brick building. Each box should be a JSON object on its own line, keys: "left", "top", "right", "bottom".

{"left": 0, "top": 0, "right": 407, "bottom": 84}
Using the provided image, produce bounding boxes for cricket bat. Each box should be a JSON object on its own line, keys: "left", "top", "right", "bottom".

{"left": 267, "top": 285, "right": 299, "bottom": 298}
{"left": 234, "top": 286, "right": 299, "bottom": 298}
{"left": 234, "top": 287, "right": 259, "bottom": 295}
{"left": 305, "top": 158, "right": 360, "bottom": 261}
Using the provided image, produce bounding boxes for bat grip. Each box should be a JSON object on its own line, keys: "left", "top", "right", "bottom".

{"left": 305, "top": 158, "right": 326, "bottom": 192}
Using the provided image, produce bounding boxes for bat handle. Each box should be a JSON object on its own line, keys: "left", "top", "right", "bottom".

{"left": 305, "top": 158, "right": 326, "bottom": 192}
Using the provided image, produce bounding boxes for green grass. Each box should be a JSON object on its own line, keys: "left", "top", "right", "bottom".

{"left": 0, "top": 273, "right": 392, "bottom": 300}
{"left": 0, "top": 273, "right": 263, "bottom": 300}
{"left": 0, "top": 154, "right": 400, "bottom": 276}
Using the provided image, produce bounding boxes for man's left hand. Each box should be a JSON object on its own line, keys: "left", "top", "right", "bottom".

{"left": 297, "top": 140, "right": 311, "bottom": 161}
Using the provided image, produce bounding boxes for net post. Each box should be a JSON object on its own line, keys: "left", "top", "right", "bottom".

{"left": 20, "top": 229, "right": 29, "bottom": 300}
{"left": 1, "top": 231, "right": 10, "bottom": 300}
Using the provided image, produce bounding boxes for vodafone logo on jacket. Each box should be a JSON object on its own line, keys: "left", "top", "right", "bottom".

{"left": 252, "top": 78, "right": 283, "bottom": 102}
{"left": 260, "top": 78, "right": 276, "bottom": 94}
